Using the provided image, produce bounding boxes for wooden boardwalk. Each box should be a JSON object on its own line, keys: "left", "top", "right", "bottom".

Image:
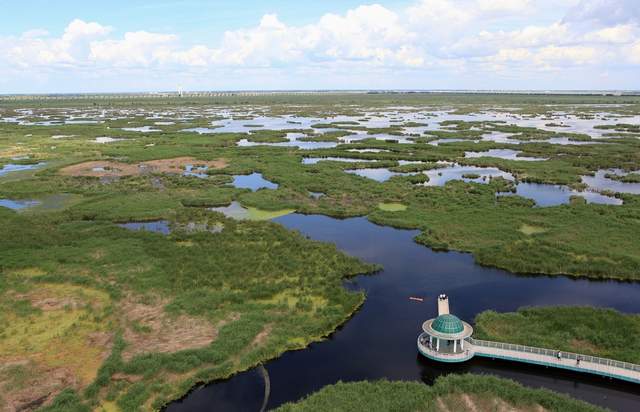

{"left": 469, "top": 338, "right": 640, "bottom": 384}
{"left": 418, "top": 334, "right": 640, "bottom": 384}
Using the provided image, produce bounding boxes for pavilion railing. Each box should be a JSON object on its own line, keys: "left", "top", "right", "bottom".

{"left": 468, "top": 338, "right": 640, "bottom": 373}
{"left": 417, "top": 334, "right": 471, "bottom": 358}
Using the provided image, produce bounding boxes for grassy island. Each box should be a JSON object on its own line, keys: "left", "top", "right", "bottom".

{"left": 276, "top": 374, "right": 605, "bottom": 412}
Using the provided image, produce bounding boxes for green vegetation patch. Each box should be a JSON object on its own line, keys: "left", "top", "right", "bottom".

{"left": 0, "top": 207, "right": 376, "bottom": 409}
{"left": 606, "top": 172, "right": 640, "bottom": 183}
{"left": 474, "top": 306, "right": 640, "bottom": 364}
{"left": 461, "top": 173, "right": 481, "bottom": 179}
{"left": 276, "top": 374, "right": 604, "bottom": 412}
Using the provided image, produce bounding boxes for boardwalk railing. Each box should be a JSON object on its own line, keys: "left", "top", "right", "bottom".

{"left": 468, "top": 338, "right": 640, "bottom": 373}
{"left": 418, "top": 334, "right": 640, "bottom": 383}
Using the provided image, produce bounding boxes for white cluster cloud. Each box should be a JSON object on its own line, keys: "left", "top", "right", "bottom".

{"left": 5, "top": 19, "right": 113, "bottom": 67}
{"left": 0, "top": 0, "right": 638, "bottom": 90}
{"left": 158, "top": 5, "right": 422, "bottom": 68}
{"left": 90, "top": 31, "right": 177, "bottom": 67}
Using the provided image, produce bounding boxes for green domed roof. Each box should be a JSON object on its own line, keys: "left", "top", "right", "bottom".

{"left": 432, "top": 314, "right": 464, "bottom": 334}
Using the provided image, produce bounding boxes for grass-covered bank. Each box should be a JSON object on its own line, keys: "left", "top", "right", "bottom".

{"left": 275, "top": 374, "right": 605, "bottom": 412}
{"left": 474, "top": 306, "right": 640, "bottom": 364}
{"left": 0, "top": 207, "right": 378, "bottom": 411}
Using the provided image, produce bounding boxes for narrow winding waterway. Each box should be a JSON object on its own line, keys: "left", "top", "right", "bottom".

{"left": 167, "top": 214, "right": 640, "bottom": 412}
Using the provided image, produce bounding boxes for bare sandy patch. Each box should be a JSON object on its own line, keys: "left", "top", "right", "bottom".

{"left": 121, "top": 294, "right": 237, "bottom": 361}
{"left": 436, "top": 397, "right": 451, "bottom": 412}
{"left": 59, "top": 157, "right": 228, "bottom": 178}
{"left": 436, "top": 394, "right": 549, "bottom": 412}
{"left": 0, "top": 284, "right": 113, "bottom": 412}
{"left": 142, "top": 157, "right": 227, "bottom": 174}
{"left": 0, "top": 147, "right": 32, "bottom": 158}
{"left": 0, "top": 362, "right": 78, "bottom": 412}
{"left": 252, "top": 324, "right": 273, "bottom": 347}
{"left": 58, "top": 160, "right": 140, "bottom": 177}
{"left": 30, "top": 296, "right": 80, "bottom": 311}
{"left": 13, "top": 284, "right": 106, "bottom": 313}
{"left": 462, "top": 393, "right": 479, "bottom": 412}
{"left": 110, "top": 372, "right": 143, "bottom": 384}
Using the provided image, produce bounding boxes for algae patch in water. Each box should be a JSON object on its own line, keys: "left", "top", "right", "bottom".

{"left": 518, "top": 224, "right": 547, "bottom": 235}
{"left": 377, "top": 203, "right": 407, "bottom": 212}
{"left": 211, "top": 201, "right": 294, "bottom": 221}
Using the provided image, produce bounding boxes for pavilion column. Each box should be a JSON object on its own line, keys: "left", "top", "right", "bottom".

{"left": 454, "top": 339, "right": 458, "bottom": 353}
{"left": 461, "top": 339, "right": 464, "bottom": 350}
{"left": 429, "top": 335, "right": 433, "bottom": 345}
{"left": 436, "top": 338, "right": 440, "bottom": 351}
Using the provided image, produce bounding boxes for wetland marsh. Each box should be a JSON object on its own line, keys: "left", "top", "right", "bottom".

{"left": 1, "top": 92, "right": 640, "bottom": 411}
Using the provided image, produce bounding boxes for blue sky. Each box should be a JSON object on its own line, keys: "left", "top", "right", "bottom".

{"left": 0, "top": 1, "right": 391, "bottom": 39}
{"left": 0, "top": 0, "right": 639, "bottom": 93}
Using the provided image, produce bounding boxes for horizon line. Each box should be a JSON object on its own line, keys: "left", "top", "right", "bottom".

{"left": 2, "top": 89, "right": 640, "bottom": 98}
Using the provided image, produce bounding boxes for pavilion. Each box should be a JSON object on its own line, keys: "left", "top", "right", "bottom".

{"left": 417, "top": 294, "right": 474, "bottom": 362}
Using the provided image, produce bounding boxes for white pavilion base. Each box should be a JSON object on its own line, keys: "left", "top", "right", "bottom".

{"left": 417, "top": 333, "right": 474, "bottom": 363}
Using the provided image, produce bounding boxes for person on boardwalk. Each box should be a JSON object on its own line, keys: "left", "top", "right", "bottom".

{"left": 557, "top": 351, "right": 562, "bottom": 360}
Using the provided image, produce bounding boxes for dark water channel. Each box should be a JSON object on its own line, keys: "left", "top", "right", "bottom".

{"left": 167, "top": 214, "right": 640, "bottom": 412}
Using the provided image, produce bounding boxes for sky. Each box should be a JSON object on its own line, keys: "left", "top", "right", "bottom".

{"left": 0, "top": 0, "right": 639, "bottom": 93}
